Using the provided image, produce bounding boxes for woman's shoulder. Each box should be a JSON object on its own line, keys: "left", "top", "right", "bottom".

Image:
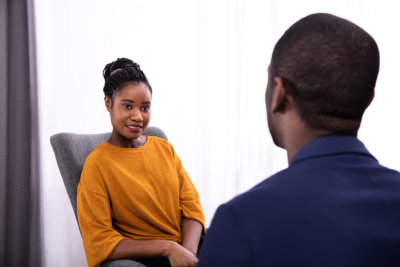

{"left": 79, "top": 143, "right": 110, "bottom": 187}
{"left": 83, "top": 142, "right": 111, "bottom": 165}
{"left": 147, "top": 136, "right": 178, "bottom": 156}
{"left": 148, "top": 135, "right": 171, "bottom": 147}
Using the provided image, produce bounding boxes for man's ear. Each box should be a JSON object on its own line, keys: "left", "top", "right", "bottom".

{"left": 105, "top": 96, "right": 112, "bottom": 111}
{"left": 271, "top": 77, "right": 288, "bottom": 113}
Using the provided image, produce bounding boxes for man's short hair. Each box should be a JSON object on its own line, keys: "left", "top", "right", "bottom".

{"left": 270, "top": 13, "right": 380, "bottom": 135}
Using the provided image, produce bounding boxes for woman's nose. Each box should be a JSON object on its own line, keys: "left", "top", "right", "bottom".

{"left": 130, "top": 108, "right": 143, "bottom": 121}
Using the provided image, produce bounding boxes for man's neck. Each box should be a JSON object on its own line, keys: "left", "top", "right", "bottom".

{"left": 285, "top": 127, "right": 334, "bottom": 163}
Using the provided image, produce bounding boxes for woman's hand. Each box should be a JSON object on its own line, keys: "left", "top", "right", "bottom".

{"left": 166, "top": 241, "right": 198, "bottom": 267}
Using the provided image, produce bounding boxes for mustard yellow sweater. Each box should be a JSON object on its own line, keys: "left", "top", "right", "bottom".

{"left": 77, "top": 136, "right": 205, "bottom": 267}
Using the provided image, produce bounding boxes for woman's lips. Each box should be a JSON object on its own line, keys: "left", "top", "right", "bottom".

{"left": 126, "top": 125, "right": 142, "bottom": 133}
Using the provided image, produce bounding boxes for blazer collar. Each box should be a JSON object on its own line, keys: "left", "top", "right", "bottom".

{"left": 290, "top": 135, "right": 376, "bottom": 166}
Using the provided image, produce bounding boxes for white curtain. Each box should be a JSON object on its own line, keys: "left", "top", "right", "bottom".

{"left": 35, "top": 0, "right": 400, "bottom": 266}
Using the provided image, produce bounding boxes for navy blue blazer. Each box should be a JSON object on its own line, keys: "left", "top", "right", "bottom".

{"left": 199, "top": 135, "right": 400, "bottom": 267}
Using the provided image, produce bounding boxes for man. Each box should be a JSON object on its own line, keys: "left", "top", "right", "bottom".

{"left": 198, "top": 13, "right": 400, "bottom": 266}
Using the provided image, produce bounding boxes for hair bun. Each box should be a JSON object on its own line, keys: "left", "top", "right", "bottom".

{"left": 103, "top": 57, "right": 140, "bottom": 79}
{"left": 102, "top": 57, "right": 152, "bottom": 98}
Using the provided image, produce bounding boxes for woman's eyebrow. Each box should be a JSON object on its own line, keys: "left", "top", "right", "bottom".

{"left": 120, "top": 99, "right": 151, "bottom": 104}
{"left": 120, "top": 99, "right": 134, "bottom": 103}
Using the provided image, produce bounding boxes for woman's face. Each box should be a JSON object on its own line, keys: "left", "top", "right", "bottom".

{"left": 105, "top": 82, "right": 152, "bottom": 147}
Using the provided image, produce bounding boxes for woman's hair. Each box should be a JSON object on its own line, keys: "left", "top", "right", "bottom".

{"left": 270, "top": 13, "right": 379, "bottom": 135}
{"left": 103, "top": 57, "right": 152, "bottom": 98}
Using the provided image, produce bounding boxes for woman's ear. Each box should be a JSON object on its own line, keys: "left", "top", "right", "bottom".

{"left": 105, "top": 96, "right": 112, "bottom": 111}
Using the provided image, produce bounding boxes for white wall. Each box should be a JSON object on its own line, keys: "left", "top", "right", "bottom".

{"left": 35, "top": 0, "right": 400, "bottom": 266}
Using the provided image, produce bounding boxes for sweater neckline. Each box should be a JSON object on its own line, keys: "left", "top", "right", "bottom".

{"left": 101, "top": 135, "right": 152, "bottom": 152}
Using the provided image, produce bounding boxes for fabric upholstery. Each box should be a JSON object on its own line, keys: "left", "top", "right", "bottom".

{"left": 100, "top": 259, "right": 146, "bottom": 267}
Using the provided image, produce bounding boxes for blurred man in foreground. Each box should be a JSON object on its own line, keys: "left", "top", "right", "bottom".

{"left": 199, "top": 13, "right": 400, "bottom": 267}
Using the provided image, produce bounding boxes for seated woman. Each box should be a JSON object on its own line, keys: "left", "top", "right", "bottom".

{"left": 77, "top": 58, "right": 205, "bottom": 267}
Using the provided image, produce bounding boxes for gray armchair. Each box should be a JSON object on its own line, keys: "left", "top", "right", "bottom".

{"left": 50, "top": 126, "right": 168, "bottom": 267}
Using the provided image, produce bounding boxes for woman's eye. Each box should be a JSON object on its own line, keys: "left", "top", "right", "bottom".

{"left": 123, "top": 104, "right": 132, "bottom": 110}
{"left": 142, "top": 106, "right": 150, "bottom": 112}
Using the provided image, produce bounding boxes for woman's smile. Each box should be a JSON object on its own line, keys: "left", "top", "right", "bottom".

{"left": 126, "top": 124, "right": 143, "bottom": 133}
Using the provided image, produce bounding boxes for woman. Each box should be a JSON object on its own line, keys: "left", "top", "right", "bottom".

{"left": 77, "top": 58, "right": 205, "bottom": 267}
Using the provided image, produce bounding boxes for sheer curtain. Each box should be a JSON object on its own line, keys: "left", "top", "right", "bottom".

{"left": 35, "top": 0, "right": 400, "bottom": 266}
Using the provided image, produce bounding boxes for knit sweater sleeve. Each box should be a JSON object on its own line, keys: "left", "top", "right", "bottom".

{"left": 77, "top": 156, "right": 126, "bottom": 267}
{"left": 172, "top": 146, "right": 206, "bottom": 233}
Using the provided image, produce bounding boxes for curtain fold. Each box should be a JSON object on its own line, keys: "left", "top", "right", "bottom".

{"left": 0, "top": 0, "right": 42, "bottom": 266}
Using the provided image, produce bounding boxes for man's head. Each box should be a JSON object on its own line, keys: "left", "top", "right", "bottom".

{"left": 266, "top": 13, "right": 379, "bottom": 146}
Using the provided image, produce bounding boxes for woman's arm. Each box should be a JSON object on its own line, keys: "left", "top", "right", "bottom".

{"left": 107, "top": 239, "right": 170, "bottom": 259}
{"left": 108, "top": 239, "right": 198, "bottom": 267}
{"left": 181, "top": 217, "right": 203, "bottom": 255}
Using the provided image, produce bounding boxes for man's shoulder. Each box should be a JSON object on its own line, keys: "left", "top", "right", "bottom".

{"left": 227, "top": 170, "right": 291, "bottom": 208}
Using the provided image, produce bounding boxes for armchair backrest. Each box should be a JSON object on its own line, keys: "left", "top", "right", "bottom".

{"left": 50, "top": 126, "right": 168, "bottom": 222}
